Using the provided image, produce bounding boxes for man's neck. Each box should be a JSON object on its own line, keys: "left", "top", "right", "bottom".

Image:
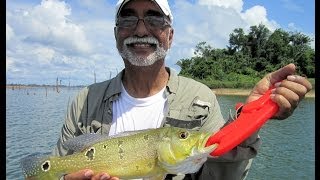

{"left": 122, "top": 60, "right": 169, "bottom": 98}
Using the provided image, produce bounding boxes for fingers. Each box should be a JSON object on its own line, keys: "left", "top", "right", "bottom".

{"left": 91, "top": 173, "right": 119, "bottom": 180}
{"left": 64, "top": 169, "right": 94, "bottom": 180}
{"left": 245, "top": 64, "right": 297, "bottom": 104}
{"left": 268, "top": 63, "right": 296, "bottom": 84}
{"left": 270, "top": 88, "right": 296, "bottom": 120}
{"left": 64, "top": 169, "right": 119, "bottom": 180}
{"left": 270, "top": 74, "right": 312, "bottom": 120}
{"left": 286, "top": 75, "right": 312, "bottom": 93}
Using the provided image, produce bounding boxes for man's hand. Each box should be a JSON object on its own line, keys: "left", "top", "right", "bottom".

{"left": 63, "top": 169, "right": 119, "bottom": 180}
{"left": 246, "top": 63, "right": 312, "bottom": 120}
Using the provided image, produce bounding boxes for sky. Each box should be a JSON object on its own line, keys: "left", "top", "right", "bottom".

{"left": 6, "top": 0, "right": 315, "bottom": 86}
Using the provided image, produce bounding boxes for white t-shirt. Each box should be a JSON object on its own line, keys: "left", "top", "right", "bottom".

{"left": 109, "top": 83, "right": 168, "bottom": 136}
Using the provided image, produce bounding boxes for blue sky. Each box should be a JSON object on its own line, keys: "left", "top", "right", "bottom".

{"left": 6, "top": 0, "right": 315, "bottom": 85}
{"left": 243, "top": 0, "right": 314, "bottom": 33}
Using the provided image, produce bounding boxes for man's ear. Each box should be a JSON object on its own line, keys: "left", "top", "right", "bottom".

{"left": 168, "top": 28, "right": 174, "bottom": 47}
{"left": 114, "top": 27, "right": 117, "bottom": 40}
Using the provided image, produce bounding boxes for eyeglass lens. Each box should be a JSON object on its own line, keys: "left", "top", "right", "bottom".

{"left": 117, "top": 16, "right": 170, "bottom": 30}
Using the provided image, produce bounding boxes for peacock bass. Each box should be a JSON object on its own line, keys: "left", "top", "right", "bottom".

{"left": 21, "top": 127, "right": 218, "bottom": 180}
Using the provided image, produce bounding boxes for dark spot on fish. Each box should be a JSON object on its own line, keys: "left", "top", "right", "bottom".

{"left": 144, "top": 135, "right": 149, "bottom": 140}
{"left": 136, "top": 166, "right": 140, "bottom": 171}
{"left": 147, "top": 162, "right": 153, "bottom": 168}
{"left": 118, "top": 146, "right": 125, "bottom": 160}
{"left": 118, "top": 140, "right": 123, "bottom": 146}
{"left": 85, "top": 147, "right": 95, "bottom": 161}
{"left": 103, "top": 144, "right": 108, "bottom": 149}
{"left": 117, "top": 140, "right": 125, "bottom": 159}
{"left": 119, "top": 154, "right": 124, "bottom": 159}
{"left": 41, "top": 161, "right": 50, "bottom": 172}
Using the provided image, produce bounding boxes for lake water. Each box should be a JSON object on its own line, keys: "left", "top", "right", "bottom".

{"left": 6, "top": 87, "right": 315, "bottom": 180}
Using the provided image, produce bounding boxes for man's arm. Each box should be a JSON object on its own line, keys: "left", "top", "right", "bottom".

{"left": 52, "top": 87, "right": 89, "bottom": 156}
{"left": 197, "top": 63, "right": 312, "bottom": 180}
{"left": 196, "top": 92, "right": 260, "bottom": 180}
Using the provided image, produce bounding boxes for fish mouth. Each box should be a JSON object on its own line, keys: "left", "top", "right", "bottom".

{"left": 197, "top": 133, "right": 218, "bottom": 154}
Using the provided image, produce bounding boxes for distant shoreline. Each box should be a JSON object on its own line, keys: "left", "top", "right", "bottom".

{"left": 5, "top": 85, "right": 85, "bottom": 89}
{"left": 6, "top": 85, "right": 315, "bottom": 98}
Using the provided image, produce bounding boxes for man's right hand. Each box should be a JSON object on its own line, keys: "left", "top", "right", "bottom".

{"left": 63, "top": 169, "right": 119, "bottom": 180}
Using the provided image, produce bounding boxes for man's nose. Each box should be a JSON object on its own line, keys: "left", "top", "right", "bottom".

{"left": 134, "top": 19, "right": 151, "bottom": 37}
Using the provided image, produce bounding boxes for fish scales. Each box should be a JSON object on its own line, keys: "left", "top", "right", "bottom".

{"left": 21, "top": 127, "right": 217, "bottom": 180}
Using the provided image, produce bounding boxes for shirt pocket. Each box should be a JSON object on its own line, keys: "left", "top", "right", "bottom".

{"left": 165, "top": 96, "right": 211, "bottom": 130}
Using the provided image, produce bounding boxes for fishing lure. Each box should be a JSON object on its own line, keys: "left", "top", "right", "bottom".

{"left": 206, "top": 88, "right": 278, "bottom": 156}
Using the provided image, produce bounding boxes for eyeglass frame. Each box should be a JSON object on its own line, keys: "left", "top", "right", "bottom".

{"left": 115, "top": 15, "right": 172, "bottom": 31}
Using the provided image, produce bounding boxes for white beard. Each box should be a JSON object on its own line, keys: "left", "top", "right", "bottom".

{"left": 119, "top": 37, "right": 168, "bottom": 67}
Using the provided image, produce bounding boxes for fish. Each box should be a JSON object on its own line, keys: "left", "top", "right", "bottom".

{"left": 20, "top": 126, "right": 218, "bottom": 180}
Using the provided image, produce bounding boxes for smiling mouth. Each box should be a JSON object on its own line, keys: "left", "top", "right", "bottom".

{"left": 127, "top": 43, "right": 157, "bottom": 49}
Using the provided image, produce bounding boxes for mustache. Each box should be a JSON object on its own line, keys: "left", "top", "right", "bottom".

{"left": 124, "top": 36, "right": 159, "bottom": 45}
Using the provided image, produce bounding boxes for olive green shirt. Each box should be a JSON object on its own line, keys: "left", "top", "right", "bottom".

{"left": 53, "top": 67, "right": 261, "bottom": 180}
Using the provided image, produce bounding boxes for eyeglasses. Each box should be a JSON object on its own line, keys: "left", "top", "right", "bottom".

{"left": 116, "top": 16, "right": 171, "bottom": 31}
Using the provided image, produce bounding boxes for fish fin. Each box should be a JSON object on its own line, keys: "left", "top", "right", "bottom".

{"left": 63, "top": 129, "right": 156, "bottom": 152}
{"left": 63, "top": 133, "right": 110, "bottom": 152}
{"left": 109, "top": 129, "right": 146, "bottom": 138}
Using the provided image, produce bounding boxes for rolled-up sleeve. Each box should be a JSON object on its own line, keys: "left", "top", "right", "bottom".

{"left": 52, "top": 87, "right": 89, "bottom": 156}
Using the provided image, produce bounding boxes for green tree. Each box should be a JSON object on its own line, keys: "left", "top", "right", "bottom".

{"left": 265, "top": 29, "right": 291, "bottom": 65}
{"left": 228, "top": 28, "right": 248, "bottom": 54}
{"left": 246, "top": 24, "right": 271, "bottom": 59}
{"left": 177, "top": 26, "right": 315, "bottom": 89}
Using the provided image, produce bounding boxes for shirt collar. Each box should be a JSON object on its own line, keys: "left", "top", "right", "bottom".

{"left": 165, "top": 67, "right": 178, "bottom": 94}
{"left": 103, "top": 69, "right": 124, "bottom": 101}
{"left": 103, "top": 67, "right": 179, "bottom": 101}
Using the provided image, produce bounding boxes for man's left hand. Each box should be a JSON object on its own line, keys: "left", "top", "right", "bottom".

{"left": 246, "top": 63, "right": 312, "bottom": 120}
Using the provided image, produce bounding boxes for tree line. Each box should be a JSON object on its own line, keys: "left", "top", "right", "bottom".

{"left": 176, "top": 24, "right": 315, "bottom": 88}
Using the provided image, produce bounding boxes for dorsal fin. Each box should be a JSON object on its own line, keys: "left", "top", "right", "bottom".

{"left": 63, "top": 129, "right": 152, "bottom": 152}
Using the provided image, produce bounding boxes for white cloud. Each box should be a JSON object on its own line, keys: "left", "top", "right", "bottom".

{"left": 241, "top": 5, "right": 279, "bottom": 31}
{"left": 9, "top": 0, "right": 91, "bottom": 54}
{"left": 32, "top": 47, "right": 55, "bottom": 64}
{"left": 199, "top": 0, "right": 243, "bottom": 12}
{"left": 6, "top": 56, "right": 14, "bottom": 73}
{"left": 6, "top": 24, "right": 14, "bottom": 41}
{"left": 287, "top": 22, "right": 303, "bottom": 32}
{"left": 6, "top": 0, "right": 313, "bottom": 84}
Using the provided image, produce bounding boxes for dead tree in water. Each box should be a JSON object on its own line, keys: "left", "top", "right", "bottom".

{"left": 56, "top": 77, "right": 60, "bottom": 93}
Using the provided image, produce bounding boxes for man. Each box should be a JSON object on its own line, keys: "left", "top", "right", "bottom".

{"left": 54, "top": 0, "right": 312, "bottom": 179}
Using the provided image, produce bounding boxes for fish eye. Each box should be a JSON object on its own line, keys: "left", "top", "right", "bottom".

{"left": 179, "top": 131, "right": 189, "bottom": 139}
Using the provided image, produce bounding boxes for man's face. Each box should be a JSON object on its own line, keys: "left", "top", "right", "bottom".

{"left": 114, "top": 0, "right": 174, "bottom": 66}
